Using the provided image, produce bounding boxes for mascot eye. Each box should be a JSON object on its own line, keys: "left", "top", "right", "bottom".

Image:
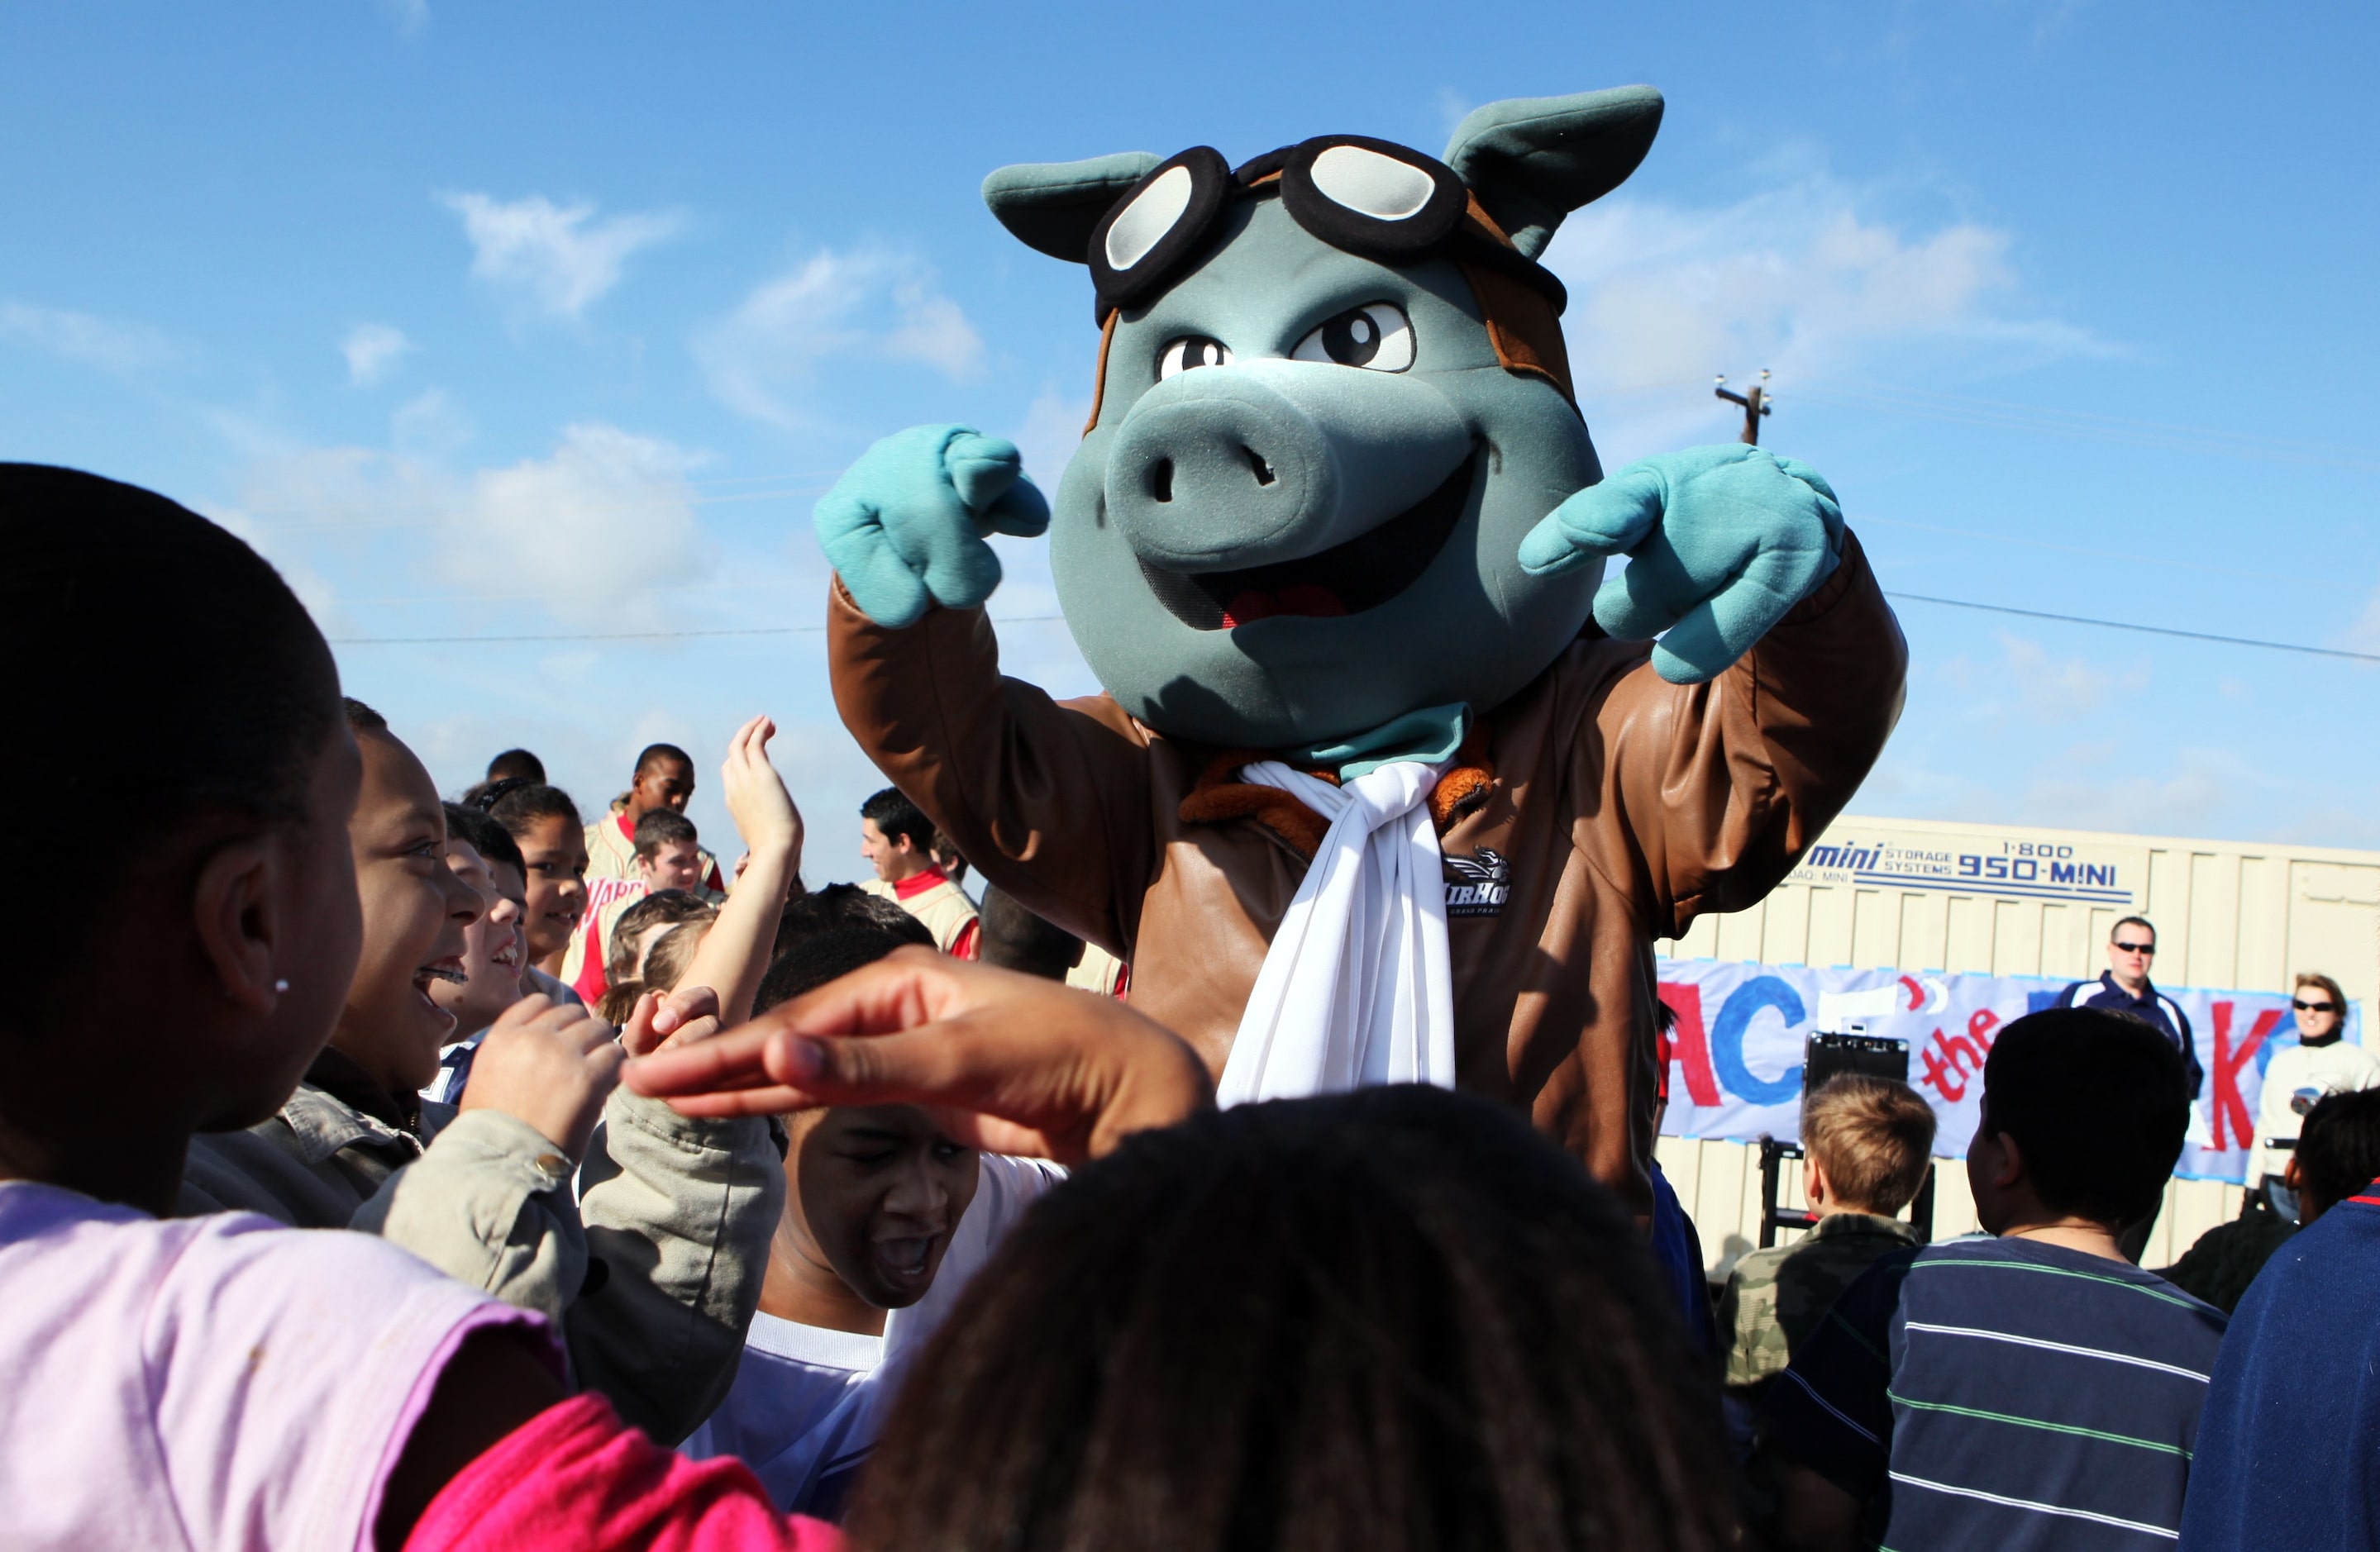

{"left": 1290, "top": 303, "right": 1414, "bottom": 371}
{"left": 1158, "top": 336, "right": 1234, "bottom": 379}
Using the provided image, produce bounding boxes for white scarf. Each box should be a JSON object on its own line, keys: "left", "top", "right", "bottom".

{"left": 1214, "top": 758, "right": 1457, "bottom": 1107}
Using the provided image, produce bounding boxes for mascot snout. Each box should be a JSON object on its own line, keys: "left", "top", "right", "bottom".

{"left": 1104, "top": 358, "right": 1471, "bottom": 572}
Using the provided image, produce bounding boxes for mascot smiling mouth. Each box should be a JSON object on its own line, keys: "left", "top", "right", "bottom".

{"left": 1137, "top": 445, "right": 1481, "bottom": 629}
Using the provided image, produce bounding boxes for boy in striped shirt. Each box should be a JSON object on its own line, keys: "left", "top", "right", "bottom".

{"left": 1762, "top": 1007, "right": 2225, "bottom": 1550}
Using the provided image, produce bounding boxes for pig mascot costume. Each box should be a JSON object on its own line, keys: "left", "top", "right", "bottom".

{"left": 813, "top": 86, "right": 1905, "bottom": 1212}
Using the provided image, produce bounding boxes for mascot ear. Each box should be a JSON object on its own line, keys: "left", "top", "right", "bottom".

{"left": 1443, "top": 86, "right": 1664, "bottom": 259}
{"left": 984, "top": 153, "right": 1165, "bottom": 263}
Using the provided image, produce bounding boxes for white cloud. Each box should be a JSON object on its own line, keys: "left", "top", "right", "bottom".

{"left": 448, "top": 424, "right": 714, "bottom": 627}
{"left": 441, "top": 192, "right": 684, "bottom": 319}
{"left": 391, "top": 388, "right": 472, "bottom": 458}
{"left": 220, "top": 419, "right": 714, "bottom": 632}
{"left": 382, "top": 0, "right": 428, "bottom": 37}
{"left": 342, "top": 321, "right": 414, "bottom": 385}
{"left": 0, "top": 301, "right": 173, "bottom": 371}
{"left": 1939, "top": 631, "right": 2148, "bottom": 724}
{"left": 1540, "top": 164, "right": 2115, "bottom": 459}
{"left": 697, "top": 247, "right": 985, "bottom": 427}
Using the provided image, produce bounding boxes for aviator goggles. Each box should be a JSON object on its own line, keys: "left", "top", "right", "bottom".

{"left": 1085, "top": 136, "right": 1570, "bottom": 324}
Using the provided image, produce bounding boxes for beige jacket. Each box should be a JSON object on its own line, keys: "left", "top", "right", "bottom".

{"left": 178, "top": 1049, "right": 782, "bottom": 1444}
{"left": 861, "top": 872, "right": 981, "bottom": 955}
{"left": 830, "top": 532, "right": 1905, "bottom": 1213}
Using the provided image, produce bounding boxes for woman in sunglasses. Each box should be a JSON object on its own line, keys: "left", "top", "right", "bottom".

{"left": 2249, "top": 971, "right": 2379, "bottom": 1219}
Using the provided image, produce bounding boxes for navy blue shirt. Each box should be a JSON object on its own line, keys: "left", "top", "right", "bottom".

{"left": 2178, "top": 1182, "right": 2380, "bottom": 1550}
{"left": 2061, "top": 971, "right": 2205, "bottom": 1100}
{"left": 1764, "top": 1235, "right": 2227, "bottom": 1549}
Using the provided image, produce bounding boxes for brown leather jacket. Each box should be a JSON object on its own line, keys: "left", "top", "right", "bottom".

{"left": 829, "top": 531, "right": 1905, "bottom": 1211}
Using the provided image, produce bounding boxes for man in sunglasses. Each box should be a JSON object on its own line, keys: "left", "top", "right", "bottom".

{"left": 2056, "top": 916, "right": 2202, "bottom": 1259}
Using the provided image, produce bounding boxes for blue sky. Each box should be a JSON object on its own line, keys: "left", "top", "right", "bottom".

{"left": 5, "top": 3, "right": 2376, "bottom": 873}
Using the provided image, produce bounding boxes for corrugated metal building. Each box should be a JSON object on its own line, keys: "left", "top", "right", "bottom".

{"left": 1656, "top": 812, "right": 2380, "bottom": 1273}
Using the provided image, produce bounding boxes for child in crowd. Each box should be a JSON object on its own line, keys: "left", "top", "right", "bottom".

{"left": 1719, "top": 1075, "right": 1935, "bottom": 1408}
{"left": 638, "top": 809, "right": 717, "bottom": 894}
{"left": 858, "top": 786, "right": 979, "bottom": 956}
{"left": 2176, "top": 1088, "right": 2380, "bottom": 1548}
{"left": 488, "top": 780, "right": 591, "bottom": 990}
{"left": 179, "top": 698, "right": 785, "bottom": 1444}
{"left": 683, "top": 921, "right": 1036, "bottom": 1517}
{"left": 420, "top": 802, "right": 531, "bottom": 1106}
{"left": 593, "top": 889, "right": 720, "bottom": 1023}
{"left": 623, "top": 917, "right": 713, "bottom": 1011}
{"left": 1761, "top": 1007, "right": 2224, "bottom": 1550}
{"left": 565, "top": 808, "right": 726, "bottom": 1002}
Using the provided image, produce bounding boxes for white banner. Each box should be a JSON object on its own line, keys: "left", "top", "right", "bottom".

{"left": 1655, "top": 959, "right": 2357, "bottom": 1184}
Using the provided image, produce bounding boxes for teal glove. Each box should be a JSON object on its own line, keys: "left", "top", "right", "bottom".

{"left": 1519, "top": 445, "right": 1843, "bottom": 684}
{"left": 813, "top": 424, "right": 1051, "bottom": 629}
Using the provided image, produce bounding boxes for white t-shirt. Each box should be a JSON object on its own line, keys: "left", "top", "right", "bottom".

{"left": 679, "top": 1314, "right": 883, "bottom": 1515}
{"left": 0, "top": 1179, "right": 541, "bottom": 1552}
{"left": 2252, "top": 1039, "right": 2380, "bottom": 1181}
{"left": 683, "top": 1154, "right": 1061, "bottom": 1515}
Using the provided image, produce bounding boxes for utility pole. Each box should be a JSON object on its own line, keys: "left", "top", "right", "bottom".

{"left": 1715, "top": 369, "right": 1772, "bottom": 445}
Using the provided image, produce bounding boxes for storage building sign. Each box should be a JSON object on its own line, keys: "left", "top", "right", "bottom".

{"left": 1789, "top": 829, "right": 2141, "bottom": 911}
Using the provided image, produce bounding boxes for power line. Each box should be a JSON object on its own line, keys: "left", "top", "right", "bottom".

{"left": 1884, "top": 593, "right": 2380, "bottom": 664}
{"left": 1855, "top": 512, "right": 2311, "bottom": 586}
{"left": 1792, "top": 379, "right": 2380, "bottom": 472}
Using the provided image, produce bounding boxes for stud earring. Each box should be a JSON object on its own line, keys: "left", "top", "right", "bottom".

{"left": 274, "top": 978, "right": 290, "bottom": 994}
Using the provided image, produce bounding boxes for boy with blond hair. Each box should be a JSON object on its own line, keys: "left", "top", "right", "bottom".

{"left": 1719, "top": 1074, "right": 1937, "bottom": 1404}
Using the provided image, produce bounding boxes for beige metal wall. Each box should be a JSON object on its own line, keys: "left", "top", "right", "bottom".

{"left": 1657, "top": 812, "right": 2380, "bottom": 1276}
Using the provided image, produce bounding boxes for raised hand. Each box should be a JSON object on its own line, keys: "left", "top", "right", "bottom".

{"left": 1518, "top": 445, "right": 1843, "bottom": 684}
{"left": 680, "top": 716, "right": 801, "bottom": 1028}
{"left": 718, "top": 713, "right": 801, "bottom": 869}
{"left": 813, "top": 424, "right": 1052, "bottom": 629}
{"left": 457, "top": 994, "right": 624, "bottom": 1163}
{"left": 621, "top": 948, "right": 1213, "bottom": 1165}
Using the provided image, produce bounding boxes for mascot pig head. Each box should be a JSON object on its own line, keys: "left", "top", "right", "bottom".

{"left": 818, "top": 86, "right": 1843, "bottom": 756}
{"left": 982, "top": 88, "right": 1660, "bottom": 750}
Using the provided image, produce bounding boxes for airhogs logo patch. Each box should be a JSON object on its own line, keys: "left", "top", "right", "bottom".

{"left": 1443, "top": 848, "right": 1510, "bottom": 917}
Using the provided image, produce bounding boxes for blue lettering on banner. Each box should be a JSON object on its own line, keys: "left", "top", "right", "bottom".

{"left": 1710, "top": 975, "right": 1805, "bottom": 1106}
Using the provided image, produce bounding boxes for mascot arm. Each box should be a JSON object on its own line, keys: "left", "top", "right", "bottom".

{"left": 813, "top": 424, "right": 1052, "bottom": 631}
{"left": 1588, "top": 528, "right": 1905, "bottom": 940}
{"left": 827, "top": 579, "right": 1158, "bottom": 955}
{"left": 1522, "top": 445, "right": 1844, "bottom": 685}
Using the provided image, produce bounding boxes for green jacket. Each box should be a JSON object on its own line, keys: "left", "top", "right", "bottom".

{"left": 1718, "top": 1211, "right": 1924, "bottom": 1397}
{"left": 176, "top": 1047, "right": 781, "bottom": 1445}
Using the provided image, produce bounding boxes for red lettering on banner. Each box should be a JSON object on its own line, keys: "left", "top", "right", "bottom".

{"left": 1969, "top": 1008, "right": 2001, "bottom": 1047}
{"left": 1657, "top": 983, "right": 1723, "bottom": 1107}
{"left": 2211, "top": 1002, "right": 2282, "bottom": 1151}
{"left": 1919, "top": 1020, "right": 1992, "bottom": 1102}
{"left": 1920, "top": 1040, "right": 1967, "bottom": 1101}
